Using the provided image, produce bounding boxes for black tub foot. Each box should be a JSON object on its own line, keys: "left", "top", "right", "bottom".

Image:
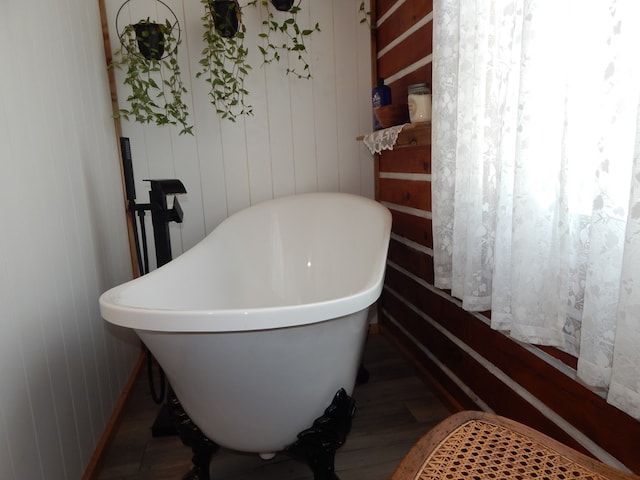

{"left": 286, "top": 388, "right": 356, "bottom": 480}
{"left": 167, "top": 389, "right": 219, "bottom": 480}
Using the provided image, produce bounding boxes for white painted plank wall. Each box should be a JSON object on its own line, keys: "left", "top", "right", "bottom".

{"left": 0, "top": 1, "right": 374, "bottom": 478}
{"left": 104, "top": 0, "right": 375, "bottom": 269}
{"left": 0, "top": 1, "right": 139, "bottom": 479}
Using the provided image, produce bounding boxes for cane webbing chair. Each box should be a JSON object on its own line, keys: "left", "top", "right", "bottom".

{"left": 392, "top": 411, "right": 639, "bottom": 480}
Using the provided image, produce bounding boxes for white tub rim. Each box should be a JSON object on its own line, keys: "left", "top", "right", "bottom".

{"left": 99, "top": 192, "right": 391, "bottom": 333}
{"left": 100, "top": 286, "right": 383, "bottom": 333}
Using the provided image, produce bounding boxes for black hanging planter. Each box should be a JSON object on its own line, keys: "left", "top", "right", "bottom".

{"left": 270, "top": 0, "right": 295, "bottom": 11}
{"left": 209, "top": 0, "right": 240, "bottom": 38}
{"left": 133, "top": 21, "right": 165, "bottom": 60}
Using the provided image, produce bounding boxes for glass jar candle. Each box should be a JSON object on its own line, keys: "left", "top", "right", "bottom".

{"left": 408, "top": 83, "right": 432, "bottom": 123}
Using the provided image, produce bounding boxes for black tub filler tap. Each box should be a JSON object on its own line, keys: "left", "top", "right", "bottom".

{"left": 146, "top": 179, "right": 186, "bottom": 268}
{"left": 120, "top": 136, "right": 186, "bottom": 272}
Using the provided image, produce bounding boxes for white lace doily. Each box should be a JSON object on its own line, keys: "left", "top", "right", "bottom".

{"left": 363, "top": 124, "right": 408, "bottom": 154}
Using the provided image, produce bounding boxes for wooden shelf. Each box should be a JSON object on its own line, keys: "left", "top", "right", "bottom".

{"left": 357, "top": 122, "right": 432, "bottom": 149}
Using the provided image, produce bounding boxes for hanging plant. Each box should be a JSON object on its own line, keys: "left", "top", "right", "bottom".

{"left": 210, "top": 0, "right": 240, "bottom": 37}
{"left": 270, "top": 0, "right": 294, "bottom": 11}
{"left": 250, "top": 0, "right": 320, "bottom": 79}
{"left": 133, "top": 21, "right": 165, "bottom": 60}
{"left": 197, "top": 0, "right": 253, "bottom": 121}
{"left": 110, "top": 18, "right": 192, "bottom": 135}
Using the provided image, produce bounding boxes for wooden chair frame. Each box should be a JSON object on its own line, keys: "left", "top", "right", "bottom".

{"left": 392, "top": 411, "right": 639, "bottom": 480}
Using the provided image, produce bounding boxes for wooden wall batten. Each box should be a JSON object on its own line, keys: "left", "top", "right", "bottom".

{"left": 371, "top": 0, "right": 640, "bottom": 474}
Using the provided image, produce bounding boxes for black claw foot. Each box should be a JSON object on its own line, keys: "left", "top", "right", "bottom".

{"left": 286, "top": 388, "right": 356, "bottom": 480}
{"left": 167, "top": 389, "right": 219, "bottom": 480}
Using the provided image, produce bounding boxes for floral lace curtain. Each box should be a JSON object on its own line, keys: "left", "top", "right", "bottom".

{"left": 431, "top": 0, "right": 640, "bottom": 419}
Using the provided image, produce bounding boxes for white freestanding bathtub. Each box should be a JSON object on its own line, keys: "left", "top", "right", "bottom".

{"left": 99, "top": 192, "right": 392, "bottom": 475}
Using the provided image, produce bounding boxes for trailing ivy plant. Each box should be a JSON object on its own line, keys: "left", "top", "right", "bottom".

{"left": 110, "top": 18, "right": 192, "bottom": 135}
{"left": 195, "top": 0, "right": 320, "bottom": 121}
{"left": 197, "top": 0, "right": 253, "bottom": 121}
{"left": 250, "top": 0, "right": 320, "bottom": 79}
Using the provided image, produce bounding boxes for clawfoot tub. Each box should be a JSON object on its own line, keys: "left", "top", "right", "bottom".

{"left": 99, "top": 192, "right": 392, "bottom": 479}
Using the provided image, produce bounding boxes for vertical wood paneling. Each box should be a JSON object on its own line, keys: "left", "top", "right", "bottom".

{"left": 309, "top": 1, "right": 340, "bottom": 192}
{"left": 220, "top": 121, "right": 252, "bottom": 216}
{"left": 289, "top": 4, "right": 320, "bottom": 194}
{"left": 357, "top": 0, "right": 377, "bottom": 199}
{"left": 1, "top": 1, "right": 140, "bottom": 479}
{"left": 333, "top": 0, "right": 363, "bottom": 194}
{"left": 243, "top": 7, "right": 276, "bottom": 206}
{"left": 264, "top": 45, "right": 296, "bottom": 199}
{"left": 104, "top": 0, "right": 373, "bottom": 257}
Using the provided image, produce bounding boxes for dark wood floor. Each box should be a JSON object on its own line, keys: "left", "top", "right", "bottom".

{"left": 95, "top": 332, "right": 452, "bottom": 480}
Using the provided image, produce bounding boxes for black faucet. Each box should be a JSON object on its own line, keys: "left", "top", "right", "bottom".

{"left": 119, "top": 137, "right": 188, "bottom": 273}
{"left": 146, "top": 179, "right": 187, "bottom": 268}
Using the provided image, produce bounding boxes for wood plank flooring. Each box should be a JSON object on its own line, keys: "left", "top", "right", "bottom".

{"left": 95, "top": 333, "right": 452, "bottom": 480}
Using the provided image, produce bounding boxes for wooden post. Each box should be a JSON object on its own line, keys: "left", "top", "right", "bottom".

{"left": 98, "top": 0, "right": 141, "bottom": 279}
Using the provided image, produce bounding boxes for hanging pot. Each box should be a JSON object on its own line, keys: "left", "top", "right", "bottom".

{"left": 133, "top": 21, "right": 165, "bottom": 60}
{"left": 209, "top": 0, "right": 240, "bottom": 38}
{"left": 270, "top": 0, "right": 295, "bottom": 11}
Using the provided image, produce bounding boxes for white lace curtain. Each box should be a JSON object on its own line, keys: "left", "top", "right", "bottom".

{"left": 431, "top": 0, "right": 640, "bottom": 419}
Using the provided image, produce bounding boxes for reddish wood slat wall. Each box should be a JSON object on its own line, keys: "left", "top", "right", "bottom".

{"left": 372, "top": 0, "right": 640, "bottom": 473}
{"left": 375, "top": 0, "right": 433, "bottom": 105}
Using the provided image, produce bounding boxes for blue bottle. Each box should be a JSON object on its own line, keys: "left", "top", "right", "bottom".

{"left": 372, "top": 78, "right": 392, "bottom": 130}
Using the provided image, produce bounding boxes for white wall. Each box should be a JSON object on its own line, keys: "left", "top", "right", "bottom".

{"left": 0, "top": 1, "right": 373, "bottom": 478}
{"left": 0, "top": 1, "right": 139, "bottom": 479}
{"left": 104, "top": 0, "right": 374, "bottom": 268}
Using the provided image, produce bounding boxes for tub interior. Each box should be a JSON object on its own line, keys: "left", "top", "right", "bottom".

{"left": 112, "top": 193, "right": 391, "bottom": 313}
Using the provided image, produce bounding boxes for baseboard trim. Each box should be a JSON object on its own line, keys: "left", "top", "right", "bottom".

{"left": 82, "top": 347, "right": 147, "bottom": 480}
